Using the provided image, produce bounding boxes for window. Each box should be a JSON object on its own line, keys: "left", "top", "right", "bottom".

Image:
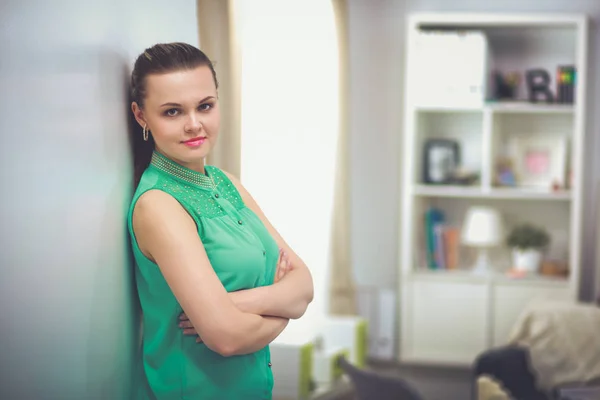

{"left": 235, "top": 0, "right": 339, "bottom": 338}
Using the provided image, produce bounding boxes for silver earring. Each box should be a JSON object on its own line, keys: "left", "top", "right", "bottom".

{"left": 143, "top": 124, "right": 149, "bottom": 141}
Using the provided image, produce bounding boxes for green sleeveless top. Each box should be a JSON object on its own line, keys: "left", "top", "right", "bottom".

{"left": 127, "top": 151, "right": 279, "bottom": 400}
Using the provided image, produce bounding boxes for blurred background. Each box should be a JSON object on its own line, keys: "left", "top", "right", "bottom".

{"left": 1, "top": 1, "right": 599, "bottom": 399}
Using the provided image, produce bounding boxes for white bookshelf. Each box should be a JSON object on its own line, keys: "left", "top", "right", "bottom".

{"left": 398, "top": 13, "right": 588, "bottom": 366}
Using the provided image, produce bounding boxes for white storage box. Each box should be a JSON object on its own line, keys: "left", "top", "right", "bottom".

{"left": 319, "top": 316, "right": 368, "bottom": 367}
{"left": 411, "top": 30, "right": 492, "bottom": 108}
{"left": 312, "top": 346, "right": 349, "bottom": 387}
{"left": 270, "top": 339, "right": 314, "bottom": 400}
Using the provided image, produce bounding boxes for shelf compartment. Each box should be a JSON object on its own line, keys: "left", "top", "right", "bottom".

{"left": 490, "top": 112, "right": 573, "bottom": 191}
{"left": 414, "top": 110, "right": 484, "bottom": 185}
{"left": 410, "top": 197, "right": 571, "bottom": 274}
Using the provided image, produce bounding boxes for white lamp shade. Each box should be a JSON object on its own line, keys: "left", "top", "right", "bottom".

{"left": 461, "top": 206, "right": 504, "bottom": 247}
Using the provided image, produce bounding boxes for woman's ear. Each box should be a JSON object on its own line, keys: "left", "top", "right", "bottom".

{"left": 131, "top": 102, "right": 146, "bottom": 129}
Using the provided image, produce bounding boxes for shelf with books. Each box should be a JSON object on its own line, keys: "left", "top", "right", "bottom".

{"left": 412, "top": 197, "right": 571, "bottom": 278}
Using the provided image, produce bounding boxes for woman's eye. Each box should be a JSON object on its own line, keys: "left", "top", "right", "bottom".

{"left": 165, "top": 109, "right": 179, "bottom": 117}
{"left": 199, "top": 103, "right": 213, "bottom": 111}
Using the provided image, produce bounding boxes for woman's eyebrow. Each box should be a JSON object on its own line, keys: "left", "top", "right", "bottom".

{"left": 160, "top": 96, "right": 216, "bottom": 107}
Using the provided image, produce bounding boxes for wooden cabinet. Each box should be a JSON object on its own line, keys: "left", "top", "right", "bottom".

{"left": 402, "top": 279, "right": 487, "bottom": 364}
{"left": 492, "top": 284, "right": 569, "bottom": 346}
{"left": 401, "top": 276, "right": 571, "bottom": 365}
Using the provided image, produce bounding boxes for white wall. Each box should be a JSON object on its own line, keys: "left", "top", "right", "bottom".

{"left": 347, "top": 0, "right": 406, "bottom": 288}
{"left": 347, "top": 0, "right": 600, "bottom": 302}
{"left": 0, "top": 1, "right": 198, "bottom": 398}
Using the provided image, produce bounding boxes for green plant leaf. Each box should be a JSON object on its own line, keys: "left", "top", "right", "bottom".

{"left": 506, "top": 223, "right": 550, "bottom": 250}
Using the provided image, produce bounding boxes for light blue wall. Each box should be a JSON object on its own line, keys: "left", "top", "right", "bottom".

{"left": 348, "top": 0, "right": 600, "bottom": 300}
{"left": 0, "top": 1, "right": 199, "bottom": 398}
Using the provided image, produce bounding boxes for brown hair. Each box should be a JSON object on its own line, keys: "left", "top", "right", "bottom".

{"left": 129, "top": 42, "right": 218, "bottom": 185}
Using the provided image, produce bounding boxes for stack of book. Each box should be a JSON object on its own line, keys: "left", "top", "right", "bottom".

{"left": 424, "top": 207, "right": 460, "bottom": 270}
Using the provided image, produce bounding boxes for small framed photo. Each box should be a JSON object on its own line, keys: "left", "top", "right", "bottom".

{"left": 423, "top": 139, "right": 460, "bottom": 184}
{"left": 508, "top": 134, "right": 568, "bottom": 188}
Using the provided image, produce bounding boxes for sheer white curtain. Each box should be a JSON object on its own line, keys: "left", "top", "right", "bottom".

{"left": 234, "top": 0, "right": 340, "bottom": 340}
{"left": 197, "top": 0, "right": 242, "bottom": 176}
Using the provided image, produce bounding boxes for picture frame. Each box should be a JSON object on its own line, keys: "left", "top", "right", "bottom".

{"left": 423, "top": 139, "right": 460, "bottom": 184}
{"left": 508, "top": 134, "right": 568, "bottom": 189}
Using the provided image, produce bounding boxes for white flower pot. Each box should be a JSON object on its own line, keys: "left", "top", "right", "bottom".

{"left": 512, "top": 248, "right": 542, "bottom": 273}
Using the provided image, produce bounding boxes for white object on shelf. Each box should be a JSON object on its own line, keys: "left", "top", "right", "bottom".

{"left": 462, "top": 206, "right": 505, "bottom": 273}
{"left": 412, "top": 30, "right": 492, "bottom": 108}
{"left": 512, "top": 248, "right": 542, "bottom": 273}
{"left": 507, "top": 134, "right": 569, "bottom": 188}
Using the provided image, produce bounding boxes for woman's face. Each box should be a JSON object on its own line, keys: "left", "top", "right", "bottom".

{"left": 132, "top": 65, "right": 220, "bottom": 171}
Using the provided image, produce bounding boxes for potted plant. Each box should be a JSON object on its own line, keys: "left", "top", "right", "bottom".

{"left": 506, "top": 223, "right": 550, "bottom": 273}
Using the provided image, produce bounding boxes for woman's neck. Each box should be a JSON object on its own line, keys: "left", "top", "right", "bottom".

{"left": 155, "top": 148, "right": 205, "bottom": 175}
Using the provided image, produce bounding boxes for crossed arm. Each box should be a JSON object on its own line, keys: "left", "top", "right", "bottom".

{"left": 179, "top": 172, "right": 314, "bottom": 343}
{"left": 132, "top": 174, "right": 313, "bottom": 357}
{"left": 179, "top": 250, "right": 298, "bottom": 342}
{"left": 224, "top": 171, "right": 314, "bottom": 319}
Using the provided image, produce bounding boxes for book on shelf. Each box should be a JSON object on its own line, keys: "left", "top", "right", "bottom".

{"left": 424, "top": 207, "right": 460, "bottom": 270}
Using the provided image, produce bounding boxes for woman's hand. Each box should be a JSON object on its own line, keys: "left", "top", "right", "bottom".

{"left": 178, "top": 314, "right": 203, "bottom": 343}
{"left": 178, "top": 249, "right": 293, "bottom": 341}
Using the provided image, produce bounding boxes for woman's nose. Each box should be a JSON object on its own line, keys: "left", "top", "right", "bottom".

{"left": 185, "top": 115, "right": 203, "bottom": 132}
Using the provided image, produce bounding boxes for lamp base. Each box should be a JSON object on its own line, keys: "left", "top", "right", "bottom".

{"left": 471, "top": 248, "right": 492, "bottom": 275}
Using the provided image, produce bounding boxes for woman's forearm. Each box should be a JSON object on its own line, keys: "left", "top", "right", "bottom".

{"left": 228, "top": 314, "right": 289, "bottom": 356}
{"left": 229, "top": 267, "right": 313, "bottom": 319}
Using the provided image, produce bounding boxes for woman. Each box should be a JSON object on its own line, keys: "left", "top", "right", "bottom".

{"left": 127, "top": 42, "right": 314, "bottom": 400}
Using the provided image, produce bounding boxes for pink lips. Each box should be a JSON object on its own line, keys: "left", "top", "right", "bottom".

{"left": 183, "top": 137, "right": 206, "bottom": 147}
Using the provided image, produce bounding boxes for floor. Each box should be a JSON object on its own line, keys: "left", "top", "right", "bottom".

{"left": 315, "top": 360, "right": 474, "bottom": 400}
{"left": 371, "top": 360, "right": 473, "bottom": 400}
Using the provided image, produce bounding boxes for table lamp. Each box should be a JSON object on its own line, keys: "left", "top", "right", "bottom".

{"left": 461, "top": 206, "right": 504, "bottom": 274}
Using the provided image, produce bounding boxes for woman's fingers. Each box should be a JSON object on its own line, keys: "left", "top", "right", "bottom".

{"left": 277, "top": 252, "right": 285, "bottom": 281}
{"left": 178, "top": 314, "right": 202, "bottom": 341}
{"left": 278, "top": 251, "right": 290, "bottom": 281}
{"left": 274, "top": 248, "right": 284, "bottom": 282}
{"left": 179, "top": 320, "right": 194, "bottom": 329}
{"left": 274, "top": 248, "right": 294, "bottom": 282}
